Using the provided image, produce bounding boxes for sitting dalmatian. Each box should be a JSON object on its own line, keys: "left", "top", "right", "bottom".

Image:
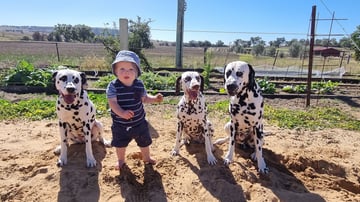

{"left": 171, "top": 71, "right": 217, "bottom": 165}
{"left": 53, "top": 69, "right": 110, "bottom": 167}
{"left": 215, "top": 61, "right": 268, "bottom": 173}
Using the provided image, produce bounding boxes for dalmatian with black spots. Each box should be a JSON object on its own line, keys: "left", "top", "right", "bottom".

{"left": 215, "top": 61, "right": 268, "bottom": 173}
{"left": 53, "top": 69, "right": 110, "bottom": 167}
{"left": 171, "top": 71, "right": 217, "bottom": 165}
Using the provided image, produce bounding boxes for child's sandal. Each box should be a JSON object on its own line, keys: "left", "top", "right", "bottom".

{"left": 144, "top": 159, "right": 156, "bottom": 165}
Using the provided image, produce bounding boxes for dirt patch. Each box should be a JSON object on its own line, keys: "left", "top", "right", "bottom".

{"left": 1, "top": 93, "right": 360, "bottom": 202}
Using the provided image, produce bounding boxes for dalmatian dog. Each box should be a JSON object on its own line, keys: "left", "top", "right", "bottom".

{"left": 215, "top": 61, "right": 268, "bottom": 173}
{"left": 171, "top": 71, "right": 217, "bottom": 165}
{"left": 52, "top": 69, "right": 110, "bottom": 167}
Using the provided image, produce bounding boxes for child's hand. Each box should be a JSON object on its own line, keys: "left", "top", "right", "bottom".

{"left": 119, "top": 110, "right": 134, "bottom": 120}
{"left": 154, "top": 93, "right": 163, "bottom": 103}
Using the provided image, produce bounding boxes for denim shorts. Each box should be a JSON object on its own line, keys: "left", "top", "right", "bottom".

{"left": 111, "top": 120, "right": 152, "bottom": 148}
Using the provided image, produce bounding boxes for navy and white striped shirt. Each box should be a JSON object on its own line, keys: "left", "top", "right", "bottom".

{"left": 106, "top": 79, "right": 147, "bottom": 127}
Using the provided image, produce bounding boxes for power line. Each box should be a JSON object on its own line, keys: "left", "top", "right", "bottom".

{"left": 319, "top": 0, "right": 360, "bottom": 51}
{"left": 152, "top": 28, "right": 307, "bottom": 36}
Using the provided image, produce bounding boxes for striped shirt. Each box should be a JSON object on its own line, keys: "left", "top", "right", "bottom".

{"left": 106, "top": 79, "right": 146, "bottom": 127}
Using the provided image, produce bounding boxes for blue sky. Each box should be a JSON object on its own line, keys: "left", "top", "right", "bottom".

{"left": 1, "top": 0, "right": 358, "bottom": 44}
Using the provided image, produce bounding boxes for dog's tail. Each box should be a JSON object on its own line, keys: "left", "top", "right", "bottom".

{"left": 213, "top": 136, "right": 229, "bottom": 145}
{"left": 213, "top": 121, "right": 231, "bottom": 145}
{"left": 92, "top": 120, "right": 104, "bottom": 137}
{"left": 92, "top": 120, "right": 111, "bottom": 147}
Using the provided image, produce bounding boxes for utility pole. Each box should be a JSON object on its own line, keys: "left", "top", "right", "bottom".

{"left": 176, "top": 0, "right": 186, "bottom": 69}
{"left": 306, "top": 5, "right": 316, "bottom": 107}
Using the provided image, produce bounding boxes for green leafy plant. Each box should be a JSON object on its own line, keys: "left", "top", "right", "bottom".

{"left": 265, "top": 105, "right": 360, "bottom": 131}
{"left": 93, "top": 74, "right": 116, "bottom": 88}
{"left": 4, "top": 60, "right": 52, "bottom": 87}
{"left": 202, "top": 51, "right": 213, "bottom": 88}
{"left": 257, "top": 77, "right": 276, "bottom": 94}
{"left": 140, "top": 71, "right": 178, "bottom": 90}
{"left": 281, "top": 81, "right": 338, "bottom": 94}
{"left": 93, "top": 71, "right": 179, "bottom": 90}
{"left": 312, "top": 80, "right": 338, "bottom": 94}
{"left": 0, "top": 98, "right": 56, "bottom": 120}
{"left": 0, "top": 93, "right": 109, "bottom": 120}
{"left": 282, "top": 85, "right": 295, "bottom": 93}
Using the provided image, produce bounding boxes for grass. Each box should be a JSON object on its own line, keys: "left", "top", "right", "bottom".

{"left": 1, "top": 94, "right": 359, "bottom": 131}
{"left": 265, "top": 105, "right": 360, "bottom": 131}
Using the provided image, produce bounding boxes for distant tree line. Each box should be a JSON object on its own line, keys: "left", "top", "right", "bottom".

{"left": 28, "top": 24, "right": 96, "bottom": 43}
{"left": 21, "top": 20, "right": 360, "bottom": 61}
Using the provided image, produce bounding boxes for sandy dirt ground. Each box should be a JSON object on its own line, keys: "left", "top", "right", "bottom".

{"left": 1, "top": 95, "right": 360, "bottom": 202}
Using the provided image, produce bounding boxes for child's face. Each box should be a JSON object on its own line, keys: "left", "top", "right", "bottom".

{"left": 114, "top": 61, "right": 138, "bottom": 86}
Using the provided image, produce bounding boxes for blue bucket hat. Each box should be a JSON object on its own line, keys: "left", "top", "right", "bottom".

{"left": 111, "top": 50, "right": 141, "bottom": 77}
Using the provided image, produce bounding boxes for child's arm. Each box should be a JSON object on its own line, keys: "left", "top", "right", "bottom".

{"left": 108, "top": 97, "right": 134, "bottom": 120}
{"left": 142, "top": 93, "right": 163, "bottom": 104}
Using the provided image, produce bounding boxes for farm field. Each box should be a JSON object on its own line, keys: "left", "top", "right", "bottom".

{"left": 0, "top": 92, "right": 360, "bottom": 202}
{"left": 1, "top": 41, "right": 360, "bottom": 74}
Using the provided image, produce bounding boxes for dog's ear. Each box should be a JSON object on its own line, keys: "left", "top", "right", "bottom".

{"left": 200, "top": 75, "right": 205, "bottom": 93}
{"left": 80, "top": 72, "right": 88, "bottom": 89}
{"left": 223, "top": 64, "right": 227, "bottom": 85}
{"left": 52, "top": 71, "right": 58, "bottom": 89}
{"left": 175, "top": 76, "right": 182, "bottom": 95}
{"left": 247, "top": 64, "right": 256, "bottom": 90}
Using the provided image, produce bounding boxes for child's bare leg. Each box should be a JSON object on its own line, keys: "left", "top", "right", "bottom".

{"left": 115, "top": 147, "right": 126, "bottom": 169}
{"left": 140, "top": 146, "right": 156, "bottom": 164}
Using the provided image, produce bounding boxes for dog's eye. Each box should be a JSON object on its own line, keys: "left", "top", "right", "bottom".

{"left": 184, "top": 76, "right": 191, "bottom": 82}
{"left": 236, "top": 71, "right": 243, "bottom": 77}
{"left": 195, "top": 76, "right": 200, "bottom": 81}
{"left": 73, "top": 77, "right": 79, "bottom": 84}
{"left": 225, "top": 70, "right": 231, "bottom": 78}
{"left": 59, "top": 76, "right": 67, "bottom": 82}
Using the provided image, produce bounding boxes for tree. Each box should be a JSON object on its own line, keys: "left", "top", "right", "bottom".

{"left": 215, "top": 40, "right": 225, "bottom": 47}
{"left": 289, "top": 41, "right": 302, "bottom": 58}
{"left": 339, "top": 37, "right": 351, "bottom": 48}
{"left": 73, "top": 24, "right": 95, "bottom": 42}
{"left": 54, "top": 24, "right": 73, "bottom": 42}
{"left": 269, "top": 37, "right": 285, "bottom": 48}
{"left": 129, "top": 17, "right": 154, "bottom": 71}
{"left": 97, "top": 17, "right": 154, "bottom": 71}
{"left": 250, "top": 36, "right": 265, "bottom": 56}
{"left": 32, "top": 31, "right": 41, "bottom": 41}
{"left": 351, "top": 25, "right": 360, "bottom": 61}
{"left": 231, "top": 39, "right": 251, "bottom": 53}
{"left": 267, "top": 46, "right": 277, "bottom": 57}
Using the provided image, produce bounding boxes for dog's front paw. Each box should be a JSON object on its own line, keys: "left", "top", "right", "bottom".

{"left": 259, "top": 166, "right": 269, "bottom": 174}
{"left": 102, "top": 139, "right": 112, "bottom": 148}
{"left": 207, "top": 155, "right": 217, "bottom": 165}
{"left": 257, "top": 157, "right": 268, "bottom": 174}
{"left": 57, "top": 157, "right": 67, "bottom": 167}
{"left": 171, "top": 149, "right": 179, "bottom": 156}
{"left": 250, "top": 152, "right": 257, "bottom": 161}
{"left": 53, "top": 145, "right": 61, "bottom": 155}
{"left": 224, "top": 158, "right": 232, "bottom": 166}
{"left": 86, "top": 157, "right": 97, "bottom": 167}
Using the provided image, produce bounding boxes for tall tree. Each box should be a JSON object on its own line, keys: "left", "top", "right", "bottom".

{"left": 351, "top": 25, "right": 360, "bottom": 61}
{"left": 97, "top": 17, "right": 154, "bottom": 71}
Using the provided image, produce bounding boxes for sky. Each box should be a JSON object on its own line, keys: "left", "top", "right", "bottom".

{"left": 0, "top": 0, "right": 359, "bottom": 45}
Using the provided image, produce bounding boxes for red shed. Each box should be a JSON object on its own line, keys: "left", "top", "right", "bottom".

{"left": 313, "top": 47, "right": 341, "bottom": 57}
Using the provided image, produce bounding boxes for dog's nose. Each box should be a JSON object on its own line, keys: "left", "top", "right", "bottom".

{"left": 66, "top": 87, "right": 75, "bottom": 93}
{"left": 191, "top": 84, "right": 200, "bottom": 91}
{"left": 226, "top": 84, "right": 237, "bottom": 92}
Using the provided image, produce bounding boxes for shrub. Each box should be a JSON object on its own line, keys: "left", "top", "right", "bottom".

{"left": 93, "top": 71, "right": 179, "bottom": 90}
